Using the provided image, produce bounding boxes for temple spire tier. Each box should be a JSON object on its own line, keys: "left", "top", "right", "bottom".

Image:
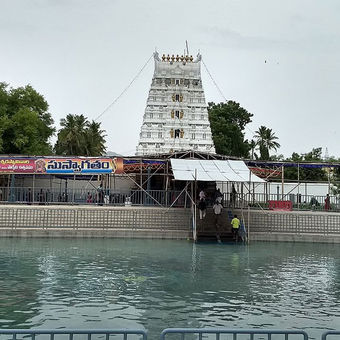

{"left": 136, "top": 52, "right": 215, "bottom": 156}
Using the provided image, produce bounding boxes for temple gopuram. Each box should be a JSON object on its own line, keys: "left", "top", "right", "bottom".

{"left": 136, "top": 52, "right": 216, "bottom": 156}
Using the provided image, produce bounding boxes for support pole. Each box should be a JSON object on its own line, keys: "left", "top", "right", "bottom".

{"left": 33, "top": 174, "right": 35, "bottom": 204}
{"left": 72, "top": 174, "right": 75, "bottom": 204}
{"left": 297, "top": 163, "right": 300, "bottom": 211}
{"left": 7, "top": 174, "right": 10, "bottom": 201}
{"left": 49, "top": 175, "right": 52, "bottom": 204}
{"left": 146, "top": 166, "right": 151, "bottom": 205}
{"left": 140, "top": 158, "right": 143, "bottom": 205}
{"left": 193, "top": 169, "right": 197, "bottom": 242}
{"left": 165, "top": 161, "right": 169, "bottom": 207}
{"left": 247, "top": 168, "right": 251, "bottom": 244}
{"left": 10, "top": 174, "right": 15, "bottom": 202}
{"left": 184, "top": 181, "right": 188, "bottom": 209}
{"left": 165, "top": 175, "right": 169, "bottom": 207}
{"left": 65, "top": 177, "right": 68, "bottom": 203}
{"left": 281, "top": 165, "right": 284, "bottom": 201}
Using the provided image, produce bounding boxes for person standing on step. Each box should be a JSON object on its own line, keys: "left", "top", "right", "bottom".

{"left": 199, "top": 189, "right": 206, "bottom": 201}
{"left": 230, "top": 184, "right": 237, "bottom": 207}
{"left": 215, "top": 188, "right": 223, "bottom": 204}
{"left": 325, "top": 194, "right": 330, "bottom": 211}
{"left": 239, "top": 222, "right": 247, "bottom": 243}
{"left": 213, "top": 199, "right": 223, "bottom": 242}
{"left": 198, "top": 198, "right": 207, "bottom": 220}
{"left": 231, "top": 214, "right": 240, "bottom": 242}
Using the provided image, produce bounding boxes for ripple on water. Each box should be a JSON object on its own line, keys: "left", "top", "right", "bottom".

{"left": 1, "top": 239, "right": 340, "bottom": 337}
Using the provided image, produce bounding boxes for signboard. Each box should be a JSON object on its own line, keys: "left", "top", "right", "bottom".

{"left": 0, "top": 157, "right": 124, "bottom": 175}
{"left": 0, "top": 158, "right": 36, "bottom": 173}
{"left": 268, "top": 200, "right": 292, "bottom": 211}
{"left": 123, "top": 159, "right": 166, "bottom": 173}
{"left": 41, "top": 158, "right": 123, "bottom": 174}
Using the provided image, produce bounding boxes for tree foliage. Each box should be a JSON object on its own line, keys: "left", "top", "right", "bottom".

{"left": 208, "top": 101, "right": 253, "bottom": 157}
{"left": 85, "top": 121, "right": 107, "bottom": 156}
{"left": 0, "top": 82, "right": 54, "bottom": 154}
{"left": 55, "top": 114, "right": 107, "bottom": 156}
{"left": 254, "top": 125, "right": 280, "bottom": 160}
{"left": 284, "top": 147, "right": 328, "bottom": 181}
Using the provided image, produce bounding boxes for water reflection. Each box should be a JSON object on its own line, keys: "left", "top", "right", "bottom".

{"left": 0, "top": 239, "right": 340, "bottom": 338}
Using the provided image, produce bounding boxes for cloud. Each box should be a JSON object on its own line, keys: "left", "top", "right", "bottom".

{"left": 203, "top": 27, "right": 287, "bottom": 50}
{"left": 202, "top": 26, "right": 340, "bottom": 54}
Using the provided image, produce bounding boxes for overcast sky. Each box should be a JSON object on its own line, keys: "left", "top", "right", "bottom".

{"left": 1, "top": 0, "right": 339, "bottom": 158}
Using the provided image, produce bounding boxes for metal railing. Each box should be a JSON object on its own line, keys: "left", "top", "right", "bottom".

{"left": 161, "top": 329, "right": 309, "bottom": 340}
{"left": 321, "top": 331, "right": 340, "bottom": 340}
{"left": 1, "top": 186, "right": 340, "bottom": 212}
{"left": 0, "top": 187, "right": 186, "bottom": 208}
{"left": 0, "top": 328, "right": 338, "bottom": 340}
{"left": 0, "top": 329, "right": 147, "bottom": 340}
{"left": 222, "top": 193, "right": 340, "bottom": 212}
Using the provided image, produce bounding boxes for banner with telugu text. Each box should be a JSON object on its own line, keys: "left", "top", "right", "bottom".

{"left": 0, "top": 157, "right": 124, "bottom": 174}
{"left": 0, "top": 158, "right": 36, "bottom": 173}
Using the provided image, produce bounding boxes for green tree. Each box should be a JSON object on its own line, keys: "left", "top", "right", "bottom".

{"left": 330, "top": 163, "right": 340, "bottom": 195}
{"left": 284, "top": 147, "right": 328, "bottom": 181}
{"left": 254, "top": 125, "right": 280, "bottom": 160}
{"left": 249, "top": 139, "right": 257, "bottom": 160}
{"left": 55, "top": 114, "right": 106, "bottom": 156}
{"left": 55, "top": 114, "right": 88, "bottom": 156}
{"left": 85, "top": 121, "right": 107, "bottom": 156}
{"left": 0, "top": 82, "right": 54, "bottom": 154}
{"left": 208, "top": 101, "right": 253, "bottom": 157}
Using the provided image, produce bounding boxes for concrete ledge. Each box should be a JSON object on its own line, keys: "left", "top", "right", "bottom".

{"left": 0, "top": 228, "right": 191, "bottom": 239}
{"left": 251, "top": 232, "right": 340, "bottom": 243}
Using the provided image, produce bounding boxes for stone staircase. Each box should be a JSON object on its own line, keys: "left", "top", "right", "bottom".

{"left": 196, "top": 208, "right": 235, "bottom": 243}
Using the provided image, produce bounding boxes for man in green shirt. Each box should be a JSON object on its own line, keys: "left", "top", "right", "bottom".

{"left": 231, "top": 215, "right": 240, "bottom": 242}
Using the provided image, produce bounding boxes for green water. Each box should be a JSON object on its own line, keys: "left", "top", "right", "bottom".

{"left": 0, "top": 239, "right": 340, "bottom": 338}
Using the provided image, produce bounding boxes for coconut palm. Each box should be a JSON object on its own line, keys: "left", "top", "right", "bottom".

{"left": 55, "top": 114, "right": 88, "bottom": 155}
{"left": 85, "top": 121, "right": 107, "bottom": 156}
{"left": 254, "top": 126, "right": 280, "bottom": 160}
{"left": 249, "top": 139, "right": 257, "bottom": 160}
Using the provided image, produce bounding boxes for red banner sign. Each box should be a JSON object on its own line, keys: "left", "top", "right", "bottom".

{"left": 0, "top": 158, "right": 36, "bottom": 173}
{"left": 0, "top": 157, "right": 124, "bottom": 174}
{"left": 268, "top": 200, "right": 292, "bottom": 211}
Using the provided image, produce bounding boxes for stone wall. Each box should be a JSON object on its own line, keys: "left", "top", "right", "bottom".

{"left": 236, "top": 209, "right": 340, "bottom": 243}
{"left": 0, "top": 205, "right": 192, "bottom": 239}
{"left": 2, "top": 205, "right": 340, "bottom": 243}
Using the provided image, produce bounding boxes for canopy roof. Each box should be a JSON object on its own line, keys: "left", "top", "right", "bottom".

{"left": 170, "top": 159, "right": 265, "bottom": 182}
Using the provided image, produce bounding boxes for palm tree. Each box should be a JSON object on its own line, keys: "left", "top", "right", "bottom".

{"left": 249, "top": 139, "right": 257, "bottom": 160}
{"left": 55, "top": 114, "right": 88, "bottom": 155}
{"left": 254, "top": 126, "right": 280, "bottom": 160}
{"left": 85, "top": 121, "right": 107, "bottom": 156}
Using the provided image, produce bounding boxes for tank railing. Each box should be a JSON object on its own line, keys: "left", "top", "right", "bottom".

{"left": 0, "top": 187, "right": 185, "bottom": 208}
{"left": 222, "top": 192, "right": 340, "bottom": 212}
{"left": 1, "top": 186, "right": 340, "bottom": 211}
{"left": 0, "top": 329, "right": 147, "bottom": 340}
{"left": 0, "top": 328, "right": 339, "bottom": 340}
{"left": 321, "top": 331, "right": 340, "bottom": 340}
{"left": 161, "top": 329, "right": 308, "bottom": 340}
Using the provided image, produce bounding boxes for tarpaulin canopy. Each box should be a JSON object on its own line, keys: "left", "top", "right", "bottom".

{"left": 170, "top": 159, "right": 265, "bottom": 182}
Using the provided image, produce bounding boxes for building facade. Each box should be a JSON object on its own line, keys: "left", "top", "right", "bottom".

{"left": 136, "top": 52, "right": 216, "bottom": 156}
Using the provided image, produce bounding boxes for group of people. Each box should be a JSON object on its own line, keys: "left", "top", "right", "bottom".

{"left": 310, "top": 194, "right": 331, "bottom": 211}
{"left": 197, "top": 188, "right": 246, "bottom": 243}
{"left": 26, "top": 188, "right": 47, "bottom": 204}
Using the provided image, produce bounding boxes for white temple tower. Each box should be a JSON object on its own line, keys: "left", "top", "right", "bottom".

{"left": 136, "top": 52, "right": 216, "bottom": 156}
